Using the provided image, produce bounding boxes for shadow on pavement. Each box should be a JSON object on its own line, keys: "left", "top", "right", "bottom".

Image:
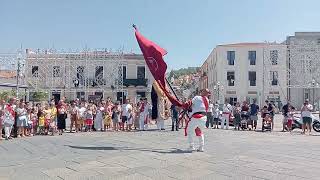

{"left": 68, "top": 145, "right": 117, "bottom": 150}
{"left": 67, "top": 145, "right": 192, "bottom": 154}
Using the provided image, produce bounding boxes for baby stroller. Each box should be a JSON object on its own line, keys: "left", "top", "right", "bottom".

{"left": 240, "top": 119, "right": 248, "bottom": 130}
{"left": 262, "top": 113, "right": 272, "bottom": 132}
{"left": 240, "top": 111, "right": 252, "bottom": 130}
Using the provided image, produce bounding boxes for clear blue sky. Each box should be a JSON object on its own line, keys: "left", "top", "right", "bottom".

{"left": 1, "top": 0, "right": 320, "bottom": 70}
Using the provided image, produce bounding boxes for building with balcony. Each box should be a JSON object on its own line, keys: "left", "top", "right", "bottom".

{"left": 25, "top": 50, "right": 153, "bottom": 103}
{"left": 205, "top": 43, "right": 287, "bottom": 107}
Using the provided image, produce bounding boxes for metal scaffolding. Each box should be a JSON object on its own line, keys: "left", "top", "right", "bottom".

{"left": 287, "top": 39, "right": 320, "bottom": 88}
{"left": 24, "top": 48, "right": 124, "bottom": 100}
{"left": 0, "top": 49, "right": 26, "bottom": 95}
{"left": 286, "top": 39, "right": 320, "bottom": 108}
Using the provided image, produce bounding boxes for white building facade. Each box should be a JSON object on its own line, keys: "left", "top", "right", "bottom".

{"left": 25, "top": 50, "right": 153, "bottom": 103}
{"left": 206, "top": 43, "right": 287, "bottom": 108}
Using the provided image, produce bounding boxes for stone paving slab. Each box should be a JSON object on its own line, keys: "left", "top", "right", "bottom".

{"left": 0, "top": 115, "right": 320, "bottom": 180}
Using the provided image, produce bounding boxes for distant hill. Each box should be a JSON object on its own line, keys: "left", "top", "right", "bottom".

{"left": 167, "top": 67, "right": 200, "bottom": 79}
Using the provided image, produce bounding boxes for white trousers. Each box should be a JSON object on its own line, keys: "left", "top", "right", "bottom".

{"left": 221, "top": 114, "right": 230, "bottom": 129}
{"left": 4, "top": 124, "right": 13, "bottom": 138}
{"left": 187, "top": 116, "right": 206, "bottom": 148}
{"left": 139, "top": 114, "right": 148, "bottom": 130}
{"left": 157, "top": 118, "right": 165, "bottom": 130}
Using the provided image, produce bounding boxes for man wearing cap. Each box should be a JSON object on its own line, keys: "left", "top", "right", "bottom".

{"left": 185, "top": 89, "right": 210, "bottom": 152}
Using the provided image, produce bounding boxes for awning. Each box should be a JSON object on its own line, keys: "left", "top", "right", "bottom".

{"left": 0, "top": 83, "right": 28, "bottom": 89}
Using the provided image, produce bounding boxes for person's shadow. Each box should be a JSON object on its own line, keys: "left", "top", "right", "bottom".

{"left": 67, "top": 145, "right": 192, "bottom": 154}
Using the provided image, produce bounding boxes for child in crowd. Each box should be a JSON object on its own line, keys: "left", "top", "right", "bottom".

{"left": 103, "top": 112, "right": 112, "bottom": 131}
{"left": 171, "top": 105, "right": 179, "bottom": 131}
{"left": 103, "top": 102, "right": 113, "bottom": 131}
{"left": 78, "top": 102, "right": 86, "bottom": 132}
{"left": 26, "top": 108, "right": 33, "bottom": 136}
{"left": 261, "top": 106, "right": 269, "bottom": 119}
{"left": 30, "top": 108, "right": 38, "bottom": 136}
{"left": 44, "top": 105, "right": 51, "bottom": 135}
{"left": 112, "top": 102, "right": 121, "bottom": 131}
{"left": 127, "top": 106, "right": 134, "bottom": 131}
{"left": 287, "top": 107, "right": 295, "bottom": 132}
{"left": 38, "top": 106, "right": 45, "bottom": 135}
{"left": 85, "top": 105, "right": 94, "bottom": 132}
{"left": 213, "top": 104, "right": 220, "bottom": 129}
{"left": 233, "top": 103, "right": 241, "bottom": 131}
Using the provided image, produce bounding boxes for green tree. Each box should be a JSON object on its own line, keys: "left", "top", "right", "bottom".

{"left": 32, "top": 91, "right": 49, "bottom": 101}
{"left": 0, "top": 90, "right": 16, "bottom": 102}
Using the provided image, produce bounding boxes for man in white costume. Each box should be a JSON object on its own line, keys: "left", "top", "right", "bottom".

{"left": 221, "top": 100, "right": 232, "bottom": 129}
{"left": 185, "top": 89, "right": 210, "bottom": 152}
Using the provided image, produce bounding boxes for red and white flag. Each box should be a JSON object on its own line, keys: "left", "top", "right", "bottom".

{"left": 134, "top": 26, "right": 187, "bottom": 108}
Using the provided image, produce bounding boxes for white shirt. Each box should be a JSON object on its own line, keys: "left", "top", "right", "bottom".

{"left": 301, "top": 104, "right": 313, "bottom": 117}
{"left": 78, "top": 107, "right": 86, "bottom": 118}
{"left": 191, "top": 96, "right": 208, "bottom": 115}
{"left": 208, "top": 103, "right": 214, "bottom": 113}
{"left": 121, "top": 104, "right": 132, "bottom": 117}
{"left": 70, "top": 106, "right": 79, "bottom": 115}
{"left": 214, "top": 107, "right": 220, "bottom": 118}
{"left": 223, "top": 104, "right": 232, "bottom": 113}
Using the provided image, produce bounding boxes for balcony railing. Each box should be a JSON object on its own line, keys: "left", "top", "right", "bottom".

{"left": 123, "top": 78, "right": 148, "bottom": 87}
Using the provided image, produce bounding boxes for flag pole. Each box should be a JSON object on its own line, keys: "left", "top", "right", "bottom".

{"left": 133, "top": 24, "right": 181, "bottom": 102}
{"left": 165, "top": 77, "right": 180, "bottom": 101}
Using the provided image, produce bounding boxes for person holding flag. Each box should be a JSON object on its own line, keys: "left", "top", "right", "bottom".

{"left": 133, "top": 25, "right": 207, "bottom": 151}
{"left": 184, "top": 89, "right": 210, "bottom": 152}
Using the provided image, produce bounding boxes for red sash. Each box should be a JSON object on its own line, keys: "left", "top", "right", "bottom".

{"left": 185, "top": 96, "right": 208, "bottom": 136}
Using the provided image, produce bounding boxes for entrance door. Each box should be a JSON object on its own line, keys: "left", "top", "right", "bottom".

{"left": 52, "top": 93, "right": 61, "bottom": 105}
{"left": 76, "top": 92, "right": 85, "bottom": 101}
{"left": 117, "top": 92, "right": 126, "bottom": 103}
{"left": 229, "top": 97, "right": 237, "bottom": 106}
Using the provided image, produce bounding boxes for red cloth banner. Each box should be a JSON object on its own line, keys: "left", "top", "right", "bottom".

{"left": 134, "top": 27, "right": 187, "bottom": 108}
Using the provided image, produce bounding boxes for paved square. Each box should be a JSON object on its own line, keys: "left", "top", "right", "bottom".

{"left": 0, "top": 115, "right": 319, "bottom": 180}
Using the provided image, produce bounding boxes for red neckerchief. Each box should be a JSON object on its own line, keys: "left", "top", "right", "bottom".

{"left": 6, "top": 104, "right": 15, "bottom": 118}
{"left": 140, "top": 102, "right": 145, "bottom": 113}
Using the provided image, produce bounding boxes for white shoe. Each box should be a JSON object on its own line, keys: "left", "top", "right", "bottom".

{"left": 197, "top": 146, "right": 204, "bottom": 152}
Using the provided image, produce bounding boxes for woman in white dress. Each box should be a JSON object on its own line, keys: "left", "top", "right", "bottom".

{"left": 94, "top": 102, "right": 104, "bottom": 131}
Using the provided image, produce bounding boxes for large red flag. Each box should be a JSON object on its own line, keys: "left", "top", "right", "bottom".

{"left": 134, "top": 28, "right": 167, "bottom": 87}
{"left": 134, "top": 26, "right": 201, "bottom": 136}
{"left": 134, "top": 26, "right": 186, "bottom": 107}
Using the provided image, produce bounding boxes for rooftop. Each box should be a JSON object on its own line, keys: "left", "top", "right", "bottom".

{"left": 0, "top": 70, "right": 16, "bottom": 79}
{"left": 217, "top": 42, "right": 275, "bottom": 47}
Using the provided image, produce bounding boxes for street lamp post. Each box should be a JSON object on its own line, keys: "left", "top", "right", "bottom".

{"left": 312, "top": 79, "right": 315, "bottom": 107}
{"left": 214, "top": 81, "right": 224, "bottom": 104}
{"left": 16, "top": 56, "right": 24, "bottom": 98}
{"left": 310, "top": 79, "right": 319, "bottom": 110}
